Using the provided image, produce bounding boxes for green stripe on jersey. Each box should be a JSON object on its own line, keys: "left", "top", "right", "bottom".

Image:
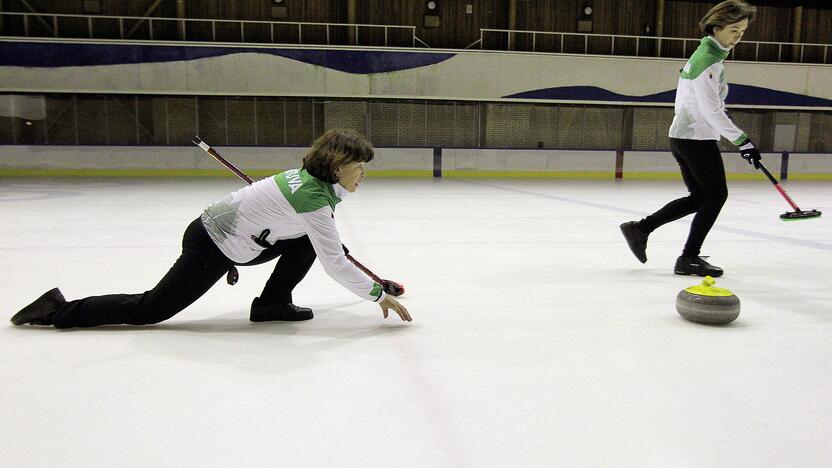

{"left": 680, "top": 37, "right": 729, "bottom": 80}
{"left": 274, "top": 168, "right": 341, "bottom": 214}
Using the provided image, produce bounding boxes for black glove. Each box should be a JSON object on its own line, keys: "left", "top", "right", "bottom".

{"left": 738, "top": 138, "right": 761, "bottom": 169}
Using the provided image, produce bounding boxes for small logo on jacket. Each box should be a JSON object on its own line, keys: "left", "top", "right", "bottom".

{"left": 370, "top": 283, "right": 383, "bottom": 298}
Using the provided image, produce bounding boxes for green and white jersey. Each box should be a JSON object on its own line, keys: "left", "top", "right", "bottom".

{"left": 668, "top": 36, "right": 747, "bottom": 145}
{"left": 201, "top": 168, "right": 385, "bottom": 303}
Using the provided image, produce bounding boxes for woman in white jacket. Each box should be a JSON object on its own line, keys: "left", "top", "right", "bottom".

{"left": 12, "top": 130, "right": 411, "bottom": 328}
{"left": 620, "top": 0, "right": 761, "bottom": 277}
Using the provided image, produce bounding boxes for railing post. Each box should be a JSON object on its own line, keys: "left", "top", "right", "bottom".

{"left": 149, "top": 18, "right": 153, "bottom": 39}
{"left": 532, "top": 32, "right": 536, "bottom": 52}
{"left": 800, "top": 44, "right": 804, "bottom": 63}
{"left": 778, "top": 43, "right": 782, "bottom": 61}
{"left": 355, "top": 24, "right": 358, "bottom": 45}
{"left": 119, "top": 18, "right": 124, "bottom": 38}
{"left": 88, "top": 16, "right": 93, "bottom": 38}
{"left": 24, "top": 14, "right": 29, "bottom": 36}
{"left": 53, "top": 15, "right": 58, "bottom": 37}
{"left": 636, "top": 37, "right": 639, "bottom": 56}
{"left": 384, "top": 26, "right": 388, "bottom": 46}
{"left": 756, "top": 42, "right": 759, "bottom": 61}
{"left": 298, "top": 23, "right": 301, "bottom": 44}
{"left": 241, "top": 22, "right": 245, "bottom": 42}
{"left": 560, "top": 33, "right": 563, "bottom": 53}
{"left": 611, "top": 36, "right": 614, "bottom": 55}
{"left": 326, "top": 25, "right": 330, "bottom": 45}
{"left": 584, "top": 34, "right": 588, "bottom": 54}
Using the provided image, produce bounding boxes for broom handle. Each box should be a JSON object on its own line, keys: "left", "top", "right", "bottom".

{"left": 756, "top": 161, "right": 802, "bottom": 212}
{"left": 192, "top": 137, "right": 387, "bottom": 285}
{"left": 193, "top": 137, "right": 253, "bottom": 184}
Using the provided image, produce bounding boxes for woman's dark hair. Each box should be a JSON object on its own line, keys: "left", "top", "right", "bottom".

{"left": 302, "top": 129, "right": 375, "bottom": 184}
{"left": 700, "top": 0, "right": 756, "bottom": 35}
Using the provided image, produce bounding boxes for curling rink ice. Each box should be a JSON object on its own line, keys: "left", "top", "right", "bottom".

{"left": 1, "top": 176, "right": 831, "bottom": 468}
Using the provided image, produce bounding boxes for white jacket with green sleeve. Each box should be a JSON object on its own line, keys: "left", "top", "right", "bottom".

{"left": 668, "top": 36, "right": 747, "bottom": 145}
{"left": 200, "top": 168, "right": 385, "bottom": 303}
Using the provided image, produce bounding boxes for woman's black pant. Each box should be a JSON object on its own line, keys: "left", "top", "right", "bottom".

{"left": 50, "top": 218, "right": 316, "bottom": 328}
{"left": 639, "top": 138, "right": 728, "bottom": 258}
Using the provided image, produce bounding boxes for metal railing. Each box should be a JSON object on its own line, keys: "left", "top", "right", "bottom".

{"left": 0, "top": 11, "right": 427, "bottom": 47}
{"left": 2, "top": 11, "right": 829, "bottom": 63}
{"left": 474, "top": 29, "right": 832, "bottom": 64}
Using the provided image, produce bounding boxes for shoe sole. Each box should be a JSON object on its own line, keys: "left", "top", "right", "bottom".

{"left": 250, "top": 311, "right": 314, "bottom": 322}
{"left": 674, "top": 269, "right": 724, "bottom": 278}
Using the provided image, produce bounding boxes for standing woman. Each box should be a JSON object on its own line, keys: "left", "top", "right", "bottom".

{"left": 12, "top": 129, "right": 411, "bottom": 328}
{"left": 620, "top": 0, "right": 760, "bottom": 277}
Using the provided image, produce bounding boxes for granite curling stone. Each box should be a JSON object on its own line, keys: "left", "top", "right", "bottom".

{"left": 675, "top": 276, "right": 740, "bottom": 325}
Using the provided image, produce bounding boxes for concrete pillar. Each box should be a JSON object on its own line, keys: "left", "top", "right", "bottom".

{"left": 176, "top": 0, "right": 186, "bottom": 40}
{"left": 791, "top": 6, "right": 803, "bottom": 62}
{"left": 508, "top": 0, "right": 517, "bottom": 51}
{"left": 655, "top": 0, "right": 665, "bottom": 57}
{"left": 348, "top": 0, "right": 357, "bottom": 45}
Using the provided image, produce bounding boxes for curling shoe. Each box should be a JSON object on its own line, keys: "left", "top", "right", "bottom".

{"left": 619, "top": 221, "right": 648, "bottom": 263}
{"left": 249, "top": 298, "right": 313, "bottom": 322}
{"left": 11, "top": 288, "right": 65, "bottom": 326}
{"left": 674, "top": 256, "right": 723, "bottom": 278}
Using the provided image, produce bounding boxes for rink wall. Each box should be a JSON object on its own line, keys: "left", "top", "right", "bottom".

{"left": 1, "top": 39, "right": 832, "bottom": 108}
{"left": 1, "top": 145, "right": 830, "bottom": 180}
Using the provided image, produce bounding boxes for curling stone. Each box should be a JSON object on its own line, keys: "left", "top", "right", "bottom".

{"left": 676, "top": 276, "right": 740, "bottom": 325}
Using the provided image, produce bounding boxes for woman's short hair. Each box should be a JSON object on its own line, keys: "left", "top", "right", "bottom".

{"left": 302, "top": 129, "right": 375, "bottom": 184}
{"left": 700, "top": 0, "right": 756, "bottom": 35}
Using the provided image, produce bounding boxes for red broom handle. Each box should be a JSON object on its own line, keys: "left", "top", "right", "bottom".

{"left": 757, "top": 162, "right": 802, "bottom": 212}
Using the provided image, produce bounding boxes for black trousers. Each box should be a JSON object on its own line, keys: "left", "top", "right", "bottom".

{"left": 639, "top": 138, "right": 728, "bottom": 258}
{"left": 50, "top": 218, "right": 316, "bottom": 328}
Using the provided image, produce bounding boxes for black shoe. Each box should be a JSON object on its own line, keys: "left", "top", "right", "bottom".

{"left": 674, "top": 256, "right": 723, "bottom": 277}
{"left": 11, "top": 288, "right": 65, "bottom": 326}
{"left": 620, "top": 221, "right": 648, "bottom": 264}
{"left": 250, "top": 298, "right": 313, "bottom": 322}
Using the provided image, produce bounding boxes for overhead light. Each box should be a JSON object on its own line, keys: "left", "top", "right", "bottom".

{"left": 584, "top": 6, "right": 593, "bottom": 15}
{"left": 427, "top": 1, "right": 437, "bottom": 10}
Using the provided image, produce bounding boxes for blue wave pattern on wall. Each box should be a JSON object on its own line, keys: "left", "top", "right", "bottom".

{"left": 506, "top": 86, "right": 678, "bottom": 103}
{"left": 506, "top": 85, "right": 832, "bottom": 107}
{"left": 0, "top": 42, "right": 455, "bottom": 74}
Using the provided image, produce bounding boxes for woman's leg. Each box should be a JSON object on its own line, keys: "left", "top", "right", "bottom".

{"left": 257, "top": 236, "right": 317, "bottom": 305}
{"left": 50, "top": 218, "right": 232, "bottom": 328}
{"left": 638, "top": 139, "right": 707, "bottom": 234}
{"left": 674, "top": 140, "right": 728, "bottom": 257}
{"left": 240, "top": 236, "right": 317, "bottom": 322}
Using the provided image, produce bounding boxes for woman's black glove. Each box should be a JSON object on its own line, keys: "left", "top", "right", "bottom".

{"left": 739, "top": 138, "right": 762, "bottom": 169}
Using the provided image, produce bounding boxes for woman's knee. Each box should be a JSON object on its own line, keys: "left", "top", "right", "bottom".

{"left": 700, "top": 189, "right": 727, "bottom": 209}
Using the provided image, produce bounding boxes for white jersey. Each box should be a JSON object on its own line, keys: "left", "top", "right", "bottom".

{"left": 201, "top": 168, "right": 385, "bottom": 303}
{"left": 668, "top": 36, "right": 747, "bottom": 145}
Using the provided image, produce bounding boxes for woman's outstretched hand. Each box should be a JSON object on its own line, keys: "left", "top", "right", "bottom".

{"left": 380, "top": 295, "right": 411, "bottom": 322}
